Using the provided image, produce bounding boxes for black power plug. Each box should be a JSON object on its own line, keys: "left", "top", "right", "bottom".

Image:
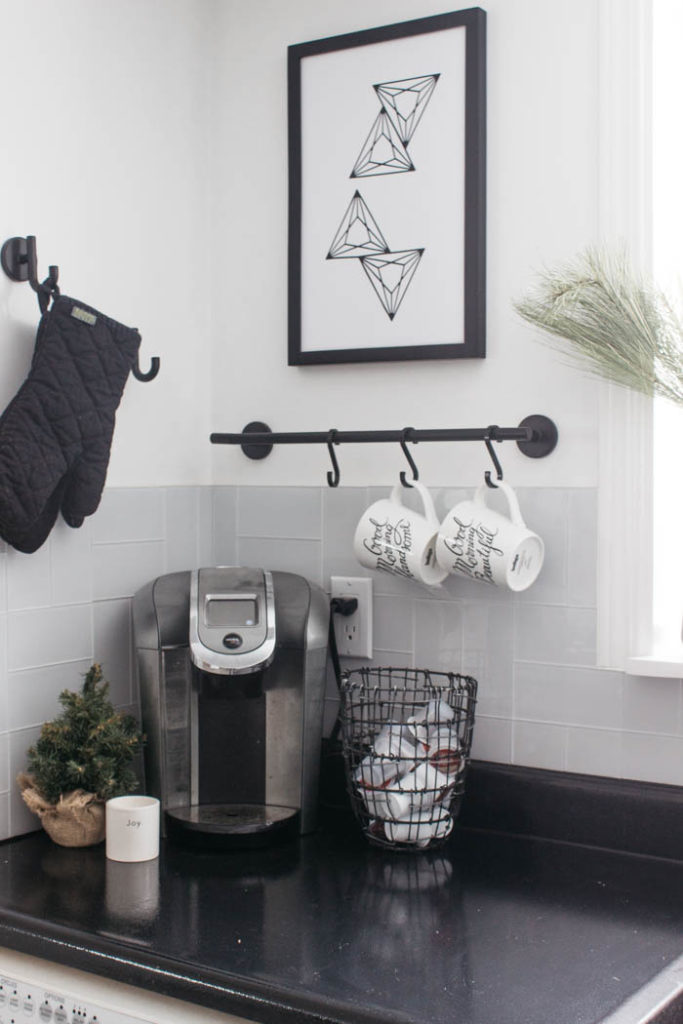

{"left": 330, "top": 596, "right": 359, "bottom": 617}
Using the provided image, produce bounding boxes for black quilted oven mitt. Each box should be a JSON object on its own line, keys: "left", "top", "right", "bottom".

{"left": 0, "top": 296, "right": 141, "bottom": 553}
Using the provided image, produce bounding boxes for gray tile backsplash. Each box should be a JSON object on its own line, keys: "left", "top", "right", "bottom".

{"left": 92, "top": 600, "right": 133, "bottom": 707}
{"left": 7, "top": 544, "right": 53, "bottom": 611}
{"left": 237, "top": 486, "right": 322, "bottom": 540}
{"left": 164, "top": 487, "right": 205, "bottom": 573}
{"left": 211, "top": 487, "right": 237, "bottom": 567}
{"left": 236, "top": 536, "right": 323, "bottom": 586}
{"left": 7, "top": 604, "right": 93, "bottom": 672}
{"left": 91, "top": 540, "right": 166, "bottom": 602}
{"left": 91, "top": 489, "right": 165, "bottom": 544}
{"left": 0, "top": 794, "right": 10, "bottom": 843}
{"left": 0, "top": 483, "right": 680, "bottom": 839}
{"left": 7, "top": 660, "right": 92, "bottom": 731}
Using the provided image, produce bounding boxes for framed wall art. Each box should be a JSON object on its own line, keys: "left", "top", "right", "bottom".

{"left": 287, "top": 8, "right": 486, "bottom": 365}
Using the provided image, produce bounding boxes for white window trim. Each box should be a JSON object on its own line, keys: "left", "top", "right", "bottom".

{"left": 595, "top": 0, "right": 682, "bottom": 676}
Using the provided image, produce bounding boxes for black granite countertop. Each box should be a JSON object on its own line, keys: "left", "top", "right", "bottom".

{"left": 0, "top": 799, "right": 681, "bottom": 1024}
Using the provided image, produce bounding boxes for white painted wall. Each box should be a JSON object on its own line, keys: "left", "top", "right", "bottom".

{"left": 0, "top": 0, "right": 216, "bottom": 487}
{"left": 0, "top": 0, "right": 605, "bottom": 492}
{"left": 210, "top": 0, "right": 602, "bottom": 490}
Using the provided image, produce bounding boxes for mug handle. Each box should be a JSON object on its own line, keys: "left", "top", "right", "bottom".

{"left": 474, "top": 480, "right": 526, "bottom": 527}
{"left": 390, "top": 481, "right": 440, "bottom": 528}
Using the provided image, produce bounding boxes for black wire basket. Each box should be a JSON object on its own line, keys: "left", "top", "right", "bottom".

{"left": 340, "top": 667, "right": 477, "bottom": 852}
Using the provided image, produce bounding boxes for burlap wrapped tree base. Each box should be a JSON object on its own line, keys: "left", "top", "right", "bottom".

{"left": 18, "top": 773, "right": 105, "bottom": 847}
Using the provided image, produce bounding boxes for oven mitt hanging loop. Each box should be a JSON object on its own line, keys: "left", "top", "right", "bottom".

{"left": 36, "top": 269, "right": 60, "bottom": 314}
{"left": 0, "top": 296, "right": 141, "bottom": 553}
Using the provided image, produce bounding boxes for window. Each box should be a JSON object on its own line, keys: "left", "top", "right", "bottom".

{"left": 651, "top": 0, "right": 683, "bottom": 658}
{"left": 597, "top": 0, "right": 682, "bottom": 676}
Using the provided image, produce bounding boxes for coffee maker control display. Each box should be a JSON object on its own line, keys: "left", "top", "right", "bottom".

{"left": 189, "top": 568, "right": 276, "bottom": 675}
{"left": 206, "top": 597, "right": 257, "bottom": 626}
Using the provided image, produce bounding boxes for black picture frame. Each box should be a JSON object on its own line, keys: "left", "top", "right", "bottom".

{"left": 288, "top": 8, "right": 486, "bottom": 366}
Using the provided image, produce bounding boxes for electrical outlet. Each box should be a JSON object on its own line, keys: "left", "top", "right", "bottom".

{"left": 330, "top": 576, "right": 373, "bottom": 658}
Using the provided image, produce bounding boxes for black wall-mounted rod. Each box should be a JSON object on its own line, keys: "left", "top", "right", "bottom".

{"left": 210, "top": 414, "right": 559, "bottom": 461}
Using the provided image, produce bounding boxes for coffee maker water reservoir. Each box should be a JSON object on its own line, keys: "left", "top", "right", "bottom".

{"left": 133, "top": 568, "right": 329, "bottom": 848}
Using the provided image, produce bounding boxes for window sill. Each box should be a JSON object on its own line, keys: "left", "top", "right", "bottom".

{"left": 625, "top": 653, "right": 683, "bottom": 678}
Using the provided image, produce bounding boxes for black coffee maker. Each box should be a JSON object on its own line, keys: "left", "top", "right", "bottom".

{"left": 133, "top": 567, "right": 329, "bottom": 849}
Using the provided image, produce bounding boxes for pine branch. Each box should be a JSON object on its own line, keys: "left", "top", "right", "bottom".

{"left": 27, "top": 663, "right": 143, "bottom": 804}
{"left": 514, "top": 247, "right": 683, "bottom": 406}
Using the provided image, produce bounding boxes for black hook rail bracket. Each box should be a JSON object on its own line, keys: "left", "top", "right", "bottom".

{"left": 516, "top": 414, "right": 559, "bottom": 458}
{"left": 240, "top": 421, "right": 274, "bottom": 460}
{"left": 211, "top": 414, "right": 559, "bottom": 461}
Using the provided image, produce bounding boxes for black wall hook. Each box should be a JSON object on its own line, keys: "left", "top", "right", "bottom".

{"left": 399, "top": 427, "right": 419, "bottom": 488}
{"left": 326, "top": 429, "right": 340, "bottom": 487}
{"left": 131, "top": 355, "right": 160, "bottom": 382}
{"left": 1, "top": 235, "right": 59, "bottom": 313}
{"left": 2, "top": 234, "right": 160, "bottom": 382}
{"left": 484, "top": 425, "right": 504, "bottom": 488}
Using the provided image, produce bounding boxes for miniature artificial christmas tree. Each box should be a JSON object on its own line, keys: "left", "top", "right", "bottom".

{"left": 19, "top": 663, "right": 143, "bottom": 847}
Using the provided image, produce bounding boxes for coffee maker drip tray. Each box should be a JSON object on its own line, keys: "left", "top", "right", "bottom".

{"left": 165, "top": 804, "right": 301, "bottom": 849}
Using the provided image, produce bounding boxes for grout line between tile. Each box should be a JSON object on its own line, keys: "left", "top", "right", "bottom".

{"left": 91, "top": 537, "right": 166, "bottom": 548}
{"left": 234, "top": 486, "right": 241, "bottom": 539}
{"left": 236, "top": 532, "right": 324, "bottom": 542}
{"left": 7, "top": 656, "right": 92, "bottom": 678}
{"left": 513, "top": 658, "right": 603, "bottom": 670}
{"left": 161, "top": 486, "right": 169, "bottom": 575}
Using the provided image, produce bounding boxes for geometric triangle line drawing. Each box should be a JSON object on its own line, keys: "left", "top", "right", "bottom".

{"left": 375, "top": 74, "right": 440, "bottom": 144}
{"left": 327, "top": 190, "right": 391, "bottom": 259}
{"left": 359, "top": 248, "right": 424, "bottom": 320}
{"left": 350, "top": 109, "right": 415, "bottom": 179}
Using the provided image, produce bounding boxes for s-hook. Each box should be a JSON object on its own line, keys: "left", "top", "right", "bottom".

{"left": 484, "top": 425, "right": 504, "bottom": 488}
{"left": 399, "top": 427, "right": 419, "bottom": 488}
{"left": 326, "top": 429, "right": 340, "bottom": 487}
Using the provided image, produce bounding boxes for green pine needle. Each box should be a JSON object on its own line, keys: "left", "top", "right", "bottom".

{"left": 514, "top": 247, "right": 683, "bottom": 407}
{"left": 26, "top": 663, "right": 144, "bottom": 804}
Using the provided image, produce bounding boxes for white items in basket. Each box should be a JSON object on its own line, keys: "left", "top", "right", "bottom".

{"left": 392, "top": 761, "right": 454, "bottom": 815}
{"left": 355, "top": 758, "right": 400, "bottom": 819}
{"left": 407, "top": 698, "right": 455, "bottom": 746}
{"left": 384, "top": 807, "right": 454, "bottom": 847}
{"left": 371, "top": 723, "right": 418, "bottom": 765}
{"left": 353, "top": 703, "right": 464, "bottom": 845}
{"left": 355, "top": 760, "right": 453, "bottom": 820}
{"left": 436, "top": 480, "right": 544, "bottom": 591}
{"left": 355, "top": 757, "right": 401, "bottom": 790}
{"left": 426, "top": 725, "right": 465, "bottom": 777}
{"left": 341, "top": 667, "right": 477, "bottom": 851}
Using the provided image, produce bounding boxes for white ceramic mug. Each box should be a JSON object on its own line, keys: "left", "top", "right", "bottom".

{"left": 436, "top": 480, "right": 544, "bottom": 591}
{"left": 353, "top": 481, "right": 448, "bottom": 586}
{"left": 106, "top": 795, "right": 160, "bottom": 863}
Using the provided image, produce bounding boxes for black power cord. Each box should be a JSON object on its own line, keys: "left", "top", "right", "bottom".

{"left": 318, "top": 597, "right": 360, "bottom": 822}
{"left": 328, "top": 596, "right": 358, "bottom": 739}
